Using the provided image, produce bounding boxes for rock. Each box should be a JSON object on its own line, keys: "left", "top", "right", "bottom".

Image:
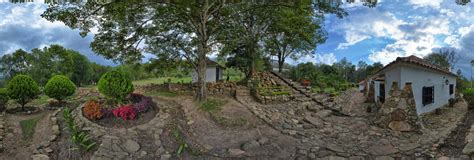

{"left": 367, "top": 144, "right": 399, "bottom": 156}
{"left": 308, "top": 153, "right": 316, "bottom": 159}
{"left": 160, "top": 154, "right": 172, "bottom": 160}
{"left": 391, "top": 109, "right": 406, "bottom": 121}
{"left": 315, "top": 110, "right": 332, "bottom": 118}
{"left": 31, "top": 154, "right": 50, "bottom": 160}
{"left": 241, "top": 140, "right": 260, "bottom": 151}
{"left": 139, "top": 151, "right": 147, "bottom": 157}
{"left": 44, "top": 148, "right": 53, "bottom": 153}
{"left": 375, "top": 156, "right": 394, "bottom": 160}
{"left": 257, "top": 137, "right": 269, "bottom": 145}
{"left": 304, "top": 116, "right": 323, "bottom": 126}
{"left": 388, "top": 121, "right": 412, "bottom": 132}
{"left": 228, "top": 148, "right": 245, "bottom": 156}
{"left": 326, "top": 144, "right": 345, "bottom": 153}
{"left": 321, "top": 156, "right": 348, "bottom": 160}
{"left": 51, "top": 125, "right": 60, "bottom": 135}
{"left": 437, "top": 156, "right": 450, "bottom": 160}
{"left": 124, "top": 139, "right": 140, "bottom": 153}
{"left": 307, "top": 105, "right": 320, "bottom": 112}
{"left": 463, "top": 141, "right": 474, "bottom": 154}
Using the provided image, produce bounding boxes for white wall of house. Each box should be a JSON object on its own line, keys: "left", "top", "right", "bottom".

{"left": 398, "top": 64, "right": 456, "bottom": 115}
{"left": 373, "top": 63, "right": 456, "bottom": 115}
{"left": 192, "top": 67, "right": 222, "bottom": 83}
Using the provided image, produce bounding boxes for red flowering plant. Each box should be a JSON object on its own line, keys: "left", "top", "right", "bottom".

{"left": 112, "top": 105, "right": 137, "bottom": 121}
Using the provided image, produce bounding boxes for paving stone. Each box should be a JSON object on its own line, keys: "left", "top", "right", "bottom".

{"left": 124, "top": 139, "right": 140, "bottom": 153}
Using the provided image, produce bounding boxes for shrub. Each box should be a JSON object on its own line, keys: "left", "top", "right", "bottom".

{"left": 7, "top": 75, "right": 40, "bottom": 110}
{"left": 464, "top": 88, "right": 474, "bottom": 108}
{"left": 44, "top": 75, "right": 76, "bottom": 102}
{"left": 0, "top": 88, "right": 9, "bottom": 111}
{"left": 98, "top": 71, "right": 134, "bottom": 103}
{"left": 112, "top": 105, "right": 137, "bottom": 121}
{"left": 83, "top": 100, "right": 103, "bottom": 120}
{"left": 134, "top": 96, "right": 154, "bottom": 113}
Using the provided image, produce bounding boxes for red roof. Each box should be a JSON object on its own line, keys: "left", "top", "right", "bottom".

{"left": 373, "top": 55, "right": 456, "bottom": 77}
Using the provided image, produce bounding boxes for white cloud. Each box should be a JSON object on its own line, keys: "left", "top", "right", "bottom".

{"left": 409, "top": 0, "right": 443, "bottom": 8}
{"left": 315, "top": 53, "right": 338, "bottom": 65}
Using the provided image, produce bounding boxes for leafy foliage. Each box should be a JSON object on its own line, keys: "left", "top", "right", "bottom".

{"left": 98, "top": 71, "right": 134, "bottom": 102}
{"left": 7, "top": 74, "right": 40, "bottom": 109}
{"left": 44, "top": 75, "right": 76, "bottom": 101}
{"left": 63, "top": 107, "right": 97, "bottom": 151}
{"left": 199, "top": 99, "right": 226, "bottom": 113}
{"left": 0, "top": 88, "right": 9, "bottom": 109}
{"left": 83, "top": 100, "right": 103, "bottom": 120}
{"left": 464, "top": 88, "right": 474, "bottom": 107}
{"left": 112, "top": 105, "right": 137, "bottom": 121}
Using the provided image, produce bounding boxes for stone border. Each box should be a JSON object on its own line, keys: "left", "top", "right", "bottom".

{"left": 74, "top": 102, "right": 162, "bottom": 138}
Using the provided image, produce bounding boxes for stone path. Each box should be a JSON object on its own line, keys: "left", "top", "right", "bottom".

{"left": 236, "top": 84, "right": 468, "bottom": 159}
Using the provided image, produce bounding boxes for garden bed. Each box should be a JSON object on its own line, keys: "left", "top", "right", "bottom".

{"left": 6, "top": 106, "right": 40, "bottom": 115}
{"left": 80, "top": 93, "right": 159, "bottom": 129}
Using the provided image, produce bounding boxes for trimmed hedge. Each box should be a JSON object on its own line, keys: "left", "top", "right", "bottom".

{"left": 7, "top": 75, "right": 40, "bottom": 109}
{"left": 98, "top": 70, "right": 134, "bottom": 103}
{"left": 45, "top": 75, "right": 76, "bottom": 101}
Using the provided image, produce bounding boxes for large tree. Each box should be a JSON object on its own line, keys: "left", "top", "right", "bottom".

{"left": 0, "top": 49, "right": 32, "bottom": 80}
{"left": 424, "top": 48, "right": 459, "bottom": 70}
{"left": 265, "top": 0, "right": 325, "bottom": 73}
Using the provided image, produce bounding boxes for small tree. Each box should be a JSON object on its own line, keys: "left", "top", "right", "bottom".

{"left": 0, "top": 88, "right": 9, "bottom": 111}
{"left": 98, "top": 70, "right": 134, "bottom": 104}
{"left": 7, "top": 75, "right": 40, "bottom": 110}
{"left": 45, "top": 75, "right": 76, "bottom": 103}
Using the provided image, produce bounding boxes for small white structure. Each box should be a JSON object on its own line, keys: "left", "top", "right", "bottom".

{"left": 368, "top": 55, "right": 457, "bottom": 115}
{"left": 192, "top": 59, "right": 224, "bottom": 83}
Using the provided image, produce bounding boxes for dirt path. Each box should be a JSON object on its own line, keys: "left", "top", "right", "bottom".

{"left": 438, "top": 108, "right": 474, "bottom": 156}
{"left": 0, "top": 111, "right": 52, "bottom": 160}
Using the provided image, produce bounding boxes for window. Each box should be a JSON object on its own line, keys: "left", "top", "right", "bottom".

{"left": 449, "top": 84, "right": 454, "bottom": 95}
{"left": 422, "top": 86, "right": 434, "bottom": 106}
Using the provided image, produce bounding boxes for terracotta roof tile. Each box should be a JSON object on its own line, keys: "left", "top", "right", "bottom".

{"left": 373, "top": 55, "right": 456, "bottom": 77}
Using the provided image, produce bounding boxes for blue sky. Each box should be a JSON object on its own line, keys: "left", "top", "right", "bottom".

{"left": 0, "top": 1, "right": 474, "bottom": 78}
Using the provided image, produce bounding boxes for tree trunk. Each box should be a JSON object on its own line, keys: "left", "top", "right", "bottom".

{"left": 278, "top": 53, "right": 284, "bottom": 73}
{"left": 196, "top": 46, "right": 208, "bottom": 102}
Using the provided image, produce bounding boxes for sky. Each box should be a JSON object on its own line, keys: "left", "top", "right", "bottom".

{"left": 0, "top": 1, "right": 473, "bottom": 77}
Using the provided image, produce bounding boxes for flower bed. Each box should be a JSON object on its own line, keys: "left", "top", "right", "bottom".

{"left": 81, "top": 93, "right": 158, "bottom": 128}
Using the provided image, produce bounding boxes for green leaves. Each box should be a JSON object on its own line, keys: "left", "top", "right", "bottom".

{"left": 98, "top": 70, "right": 134, "bottom": 103}
{"left": 6, "top": 74, "right": 40, "bottom": 108}
{"left": 63, "top": 107, "right": 97, "bottom": 151}
{"left": 44, "top": 75, "right": 77, "bottom": 101}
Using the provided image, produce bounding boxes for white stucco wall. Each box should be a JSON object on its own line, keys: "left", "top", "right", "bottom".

{"left": 384, "top": 67, "right": 402, "bottom": 98}
{"left": 192, "top": 67, "right": 222, "bottom": 83}
{"left": 373, "top": 63, "right": 457, "bottom": 115}
{"left": 398, "top": 64, "right": 456, "bottom": 115}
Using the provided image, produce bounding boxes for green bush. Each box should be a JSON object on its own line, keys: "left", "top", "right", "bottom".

{"left": 98, "top": 70, "right": 134, "bottom": 103}
{"left": 7, "top": 75, "right": 40, "bottom": 110}
{"left": 0, "top": 88, "right": 9, "bottom": 111}
{"left": 45, "top": 75, "right": 76, "bottom": 102}
{"left": 464, "top": 88, "right": 474, "bottom": 108}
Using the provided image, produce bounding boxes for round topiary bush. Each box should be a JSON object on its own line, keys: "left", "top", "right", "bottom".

{"left": 98, "top": 70, "right": 134, "bottom": 103}
{"left": 45, "top": 75, "right": 76, "bottom": 102}
{"left": 0, "top": 88, "right": 9, "bottom": 111}
{"left": 7, "top": 74, "right": 40, "bottom": 110}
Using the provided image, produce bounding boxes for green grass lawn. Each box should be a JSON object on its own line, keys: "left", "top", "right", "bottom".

{"left": 199, "top": 98, "right": 227, "bottom": 113}
{"left": 133, "top": 76, "right": 244, "bottom": 86}
{"left": 29, "top": 94, "right": 49, "bottom": 106}
{"left": 133, "top": 77, "right": 193, "bottom": 86}
{"left": 20, "top": 116, "right": 42, "bottom": 139}
{"left": 144, "top": 91, "right": 179, "bottom": 97}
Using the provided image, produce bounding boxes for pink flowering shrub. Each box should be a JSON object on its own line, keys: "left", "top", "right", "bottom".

{"left": 112, "top": 105, "right": 137, "bottom": 121}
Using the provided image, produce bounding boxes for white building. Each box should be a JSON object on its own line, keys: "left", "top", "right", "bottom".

{"left": 368, "top": 55, "right": 457, "bottom": 115}
{"left": 192, "top": 59, "right": 224, "bottom": 83}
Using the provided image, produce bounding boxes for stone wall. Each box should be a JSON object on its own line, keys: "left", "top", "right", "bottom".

{"left": 376, "top": 82, "right": 421, "bottom": 132}
{"left": 135, "top": 82, "right": 237, "bottom": 96}
{"left": 250, "top": 72, "right": 292, "bottom": 104}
